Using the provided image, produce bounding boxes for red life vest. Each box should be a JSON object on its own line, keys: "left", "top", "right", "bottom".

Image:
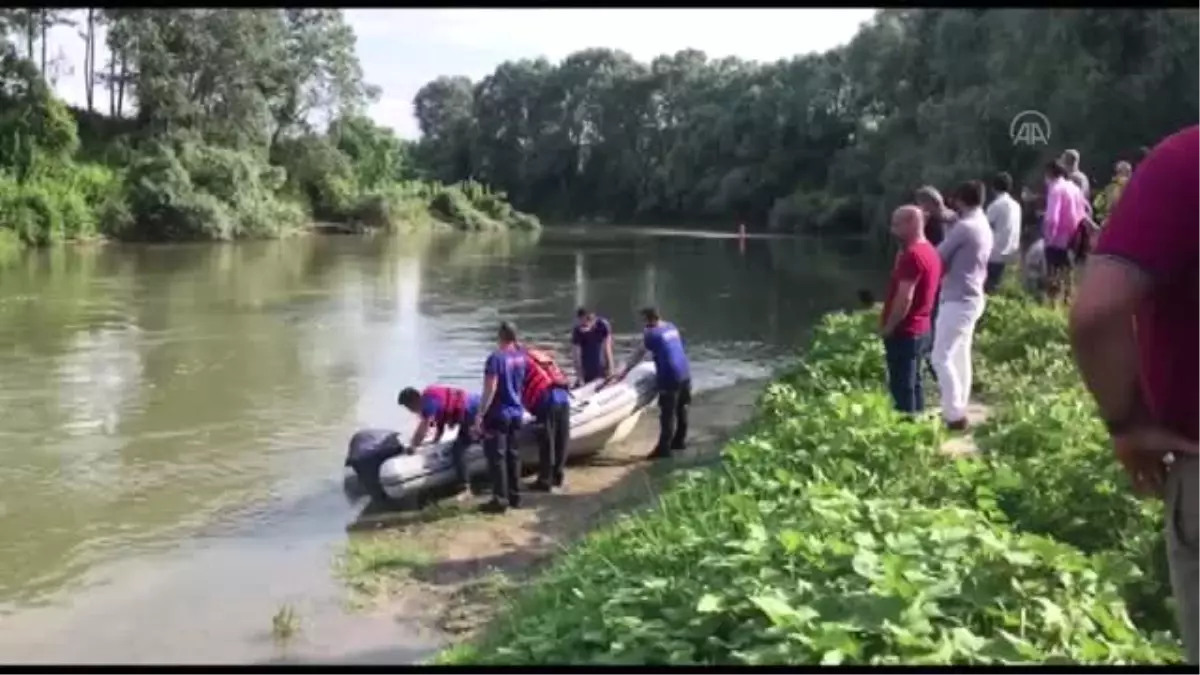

{"left": 520, "top": 347, "right": 568, "bottom": 410}
{"left": 423, "top": 385, "right": 468, "bottom": 428}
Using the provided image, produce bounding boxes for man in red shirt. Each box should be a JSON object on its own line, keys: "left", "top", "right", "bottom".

{"left": 880, "top": 205, "right": 943, "bottom": 414}
{"left": 1069, "top": 125, "right": 1199, "bottom": 664}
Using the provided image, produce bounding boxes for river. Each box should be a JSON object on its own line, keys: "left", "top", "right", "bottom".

{"left": 0, "top": 226, "right": 882, "bottom": 663}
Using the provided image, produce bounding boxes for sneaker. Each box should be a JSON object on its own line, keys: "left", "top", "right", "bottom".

{"left": 478, "top": 500, "right": 507, "bottom": 515}
{"left": 528, "top": 480, "right": 554, "bottom": 493}
{"left": 669, "top": 441, "right": 687, "bottom": 451}
{"left": 508, "top": 496, "right": 523, "bottom": 510}
{"left": 946, "top": 418, "right": 969, "bottom": 432}
{"left": 552, "top": 474, "right": 565, "bottom": 489}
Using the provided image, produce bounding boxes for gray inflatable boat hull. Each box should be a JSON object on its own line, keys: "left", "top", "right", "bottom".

{"left": 369, "top": 362, "right": 659, "bottom": 501}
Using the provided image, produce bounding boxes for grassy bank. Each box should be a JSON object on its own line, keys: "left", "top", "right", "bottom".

{"left": 436, "top": 289, "right": 1182, "bottom": 665}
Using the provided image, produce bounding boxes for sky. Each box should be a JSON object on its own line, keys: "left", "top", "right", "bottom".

{"left": 46, "top": 9, "right": 876, "bottom": 140}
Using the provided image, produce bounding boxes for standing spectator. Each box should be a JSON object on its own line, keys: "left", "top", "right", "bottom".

{"left": 1042, "top": 160, "right": 1090, "bottom": 305}
{"left": 878, "top": 205, "right": 941, "bottom": 414}
{"left": 914, "top": 185, "right": 956, "bottom": 382}
{"left": 1068, "top": 125, "right": 1199, "bottom": 665}
{"left": 984, "top": 172, "right": 1022, "bottom": 293}
{"left": 1061, "top": 148, "right": 1091, "bottom": 199}
{"left": 932, "top": 181, "right": 993, "bottom": 431}
{"left": 915, "top": 186, "right": 955, "bottom": 247}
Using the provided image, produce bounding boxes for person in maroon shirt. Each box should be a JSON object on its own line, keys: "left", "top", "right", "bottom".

{"left": 879, "top": 205, "right": 943, "bottom": 414}
{"left": 1069, "top": 124, "right": 1199, "bottom": 664}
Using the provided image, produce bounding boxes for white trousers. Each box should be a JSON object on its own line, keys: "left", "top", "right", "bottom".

{"left": 932, "top": 299, "right": 985, "bottom": 423}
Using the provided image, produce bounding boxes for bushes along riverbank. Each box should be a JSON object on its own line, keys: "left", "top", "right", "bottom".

{"left": 437, "top": 290, "right": 1183, "bottom": 665}
{"left": 0, "top": 11, "right": 538, "bottom": 251}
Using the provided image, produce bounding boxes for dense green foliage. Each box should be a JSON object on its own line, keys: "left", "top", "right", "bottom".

{"left": 0, "top": 9, "right": 537, "bottom": 249}
{"left": 412, "top": 9, "right": 1198, "bottom": 240}
{"left": 438, "top": 290, "right": 1183, "bottom": 665}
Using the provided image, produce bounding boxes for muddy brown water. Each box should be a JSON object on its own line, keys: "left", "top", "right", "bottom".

{"left": 0, "top": 227, "right": 882, "bottom": 663}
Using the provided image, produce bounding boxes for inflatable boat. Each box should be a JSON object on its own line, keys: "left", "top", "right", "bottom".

{"left": 344, "top": 362, "right": 659, "bottom": 502}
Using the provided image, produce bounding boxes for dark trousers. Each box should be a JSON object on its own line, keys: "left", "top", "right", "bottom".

{"left": 884, "top": 332, "right": 930, "bottom": 414}
{"left": 482, "top": 416, "right": 522, "bottom": 505}
{"left": 656, "top": 379, "right": 692, "bottom": 455}
{"left": 535, "top": 398, "right": 571, "bottom": 486}
{"left": 925, "top": 287, "right": 941, "bottom": 383}
{"left": 580, "top": 363, "right": 606, "bottom": 384}
{"left": 984, "top": 262, "right": 1007, "bottom": 294}
{"left": 448, "top": 426, "right": 473, "bottom": 489}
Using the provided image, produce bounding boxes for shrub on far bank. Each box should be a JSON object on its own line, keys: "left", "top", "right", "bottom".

{"left": 2, "top": 102, "right": 540, "bottom": 249}
{"left": 114, "top": 138, "right": 306, "bottom": 241}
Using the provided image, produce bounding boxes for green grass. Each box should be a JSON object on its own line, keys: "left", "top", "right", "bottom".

{"left": 270, "top": 603, "right": 301, "bottom": 645}
{"left": 435, "top": 287, "right": 1184, "bottom": 666}
{"left": 335, "top": 536, "right": 434, "bottom": 608}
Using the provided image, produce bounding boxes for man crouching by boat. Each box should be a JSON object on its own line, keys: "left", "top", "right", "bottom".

{"left": 397, "top": 385, "right": 481, "bottom": 500}
{"left": 471, "top": 321, "right": 528, "bottom": 514}
{"left": 619, "top": 307, "right": 692, "bottom": 461}
{"left": 521, "top": 345, "right": 572, "bottom": 492}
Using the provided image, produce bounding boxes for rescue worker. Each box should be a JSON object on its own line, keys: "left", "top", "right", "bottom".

{"left": 520, "top": 344, "right": 572, "bottom": 491}
{"left": 619, "top": 307, "right": 691, "bottom": 460}
{"left": 397, "top": 384, "right": 481, "bottom": 498}
{"left": 471, "top": 322, "right": 528, "bottom": 514}
{"left": 571, "top": 307, "right": 614, "bottom": 386}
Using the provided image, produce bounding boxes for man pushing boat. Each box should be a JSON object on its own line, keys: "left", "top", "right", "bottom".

{"left": 618, "top": 307, "right": 692, "bottom": 461}
{"left": 397, "top": 384, "right": 481, "bottom": 500}
{"left": 571, "top": 306, "right": 614, "bottom": 386}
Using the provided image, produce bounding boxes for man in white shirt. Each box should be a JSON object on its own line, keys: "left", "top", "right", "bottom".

{"left": 934, "top": 180, "right": 994, "bottom": 431}
{"left": 983, "top": 171, "right": 1023, "bottom": 294}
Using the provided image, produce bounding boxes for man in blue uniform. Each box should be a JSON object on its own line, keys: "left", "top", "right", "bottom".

{"left": 471, "top": 321, "right": 528, "bottom": 514}
{"left": 571, "top": 306, "right": 614, "bottom": 386}
{"left": 397, "top": 385, "right": 482, "bottom": 498}
{"left": 619, "top": 307, "right": 691, "bottom": 460}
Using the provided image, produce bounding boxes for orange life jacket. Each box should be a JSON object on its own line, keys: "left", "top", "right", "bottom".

{"left": 422, "top": 385, "right": 468, "bottom": 428}
{"left": 520, "top": 347, "right": 569, "bottom": 410}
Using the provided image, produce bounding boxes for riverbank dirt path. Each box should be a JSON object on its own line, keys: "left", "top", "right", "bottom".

{"left": 337, "top": 378, "right": 768, "bottom": 651}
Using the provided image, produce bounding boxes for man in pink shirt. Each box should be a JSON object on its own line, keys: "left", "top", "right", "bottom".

{"left": 1069, "top": 125, "right": 1199, "bottom": 664}
{"left": 1042, "top": 160, "right": 1090, "bottom": 305}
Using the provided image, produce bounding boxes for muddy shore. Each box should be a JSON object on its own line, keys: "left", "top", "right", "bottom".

{"left": 317, "top": 377, "right": 769, "bottom": 661}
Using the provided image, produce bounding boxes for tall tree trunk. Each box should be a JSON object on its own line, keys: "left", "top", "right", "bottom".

{"left": 116, "top": 54, "right": 127, "bottom": 118}
{"left": 108, "top": 56, "right": 116, "bottom": 117}
{"left": 25, "top": 9, "right": 35, "bottom": 62}
{"left": 84, "top": 8, "right": 95, "bottom": 112}
{"left": 39, "top": 11, "right": 47, "bottom": 74}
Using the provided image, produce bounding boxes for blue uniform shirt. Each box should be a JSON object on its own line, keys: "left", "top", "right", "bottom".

{"left": 484, "top": 347, "right": 527, "bottom": 422}
{"left": 643, "top": 321, "right": 690, "bottom": 389}
{"left": 571, "top": 317, "right": 611, "bottom": 381}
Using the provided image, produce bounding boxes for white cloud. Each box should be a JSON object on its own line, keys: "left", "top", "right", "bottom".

{"left": 47, "top": 9, "right": 877, "bottom": 140}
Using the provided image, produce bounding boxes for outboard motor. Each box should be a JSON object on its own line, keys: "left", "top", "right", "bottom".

{"left": 344, "top": 429, "right": 408, "bottom": 500}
